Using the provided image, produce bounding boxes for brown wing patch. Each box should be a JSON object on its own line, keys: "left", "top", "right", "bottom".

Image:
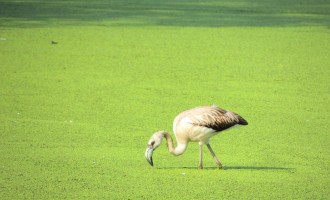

{"left": 190, "top": 107, "right": 247, "bottom": 132}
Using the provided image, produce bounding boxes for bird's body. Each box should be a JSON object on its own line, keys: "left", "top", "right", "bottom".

{"left": 173, "top": 106, "right": 247, "bottom": 145}
{"left": 145, "top": 105, "right": 248, "bottom": 169}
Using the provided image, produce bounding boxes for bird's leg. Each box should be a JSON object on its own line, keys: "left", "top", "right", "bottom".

{"left": 198, "top": 143, "right": 203, "bottom": 169}
{"left": 206, "top": 144, "right": 223, "bottom": 169}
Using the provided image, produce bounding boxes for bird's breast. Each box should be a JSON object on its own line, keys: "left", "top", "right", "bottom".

{"left": 174, "top": 118, "right": 217, "bottom": 143}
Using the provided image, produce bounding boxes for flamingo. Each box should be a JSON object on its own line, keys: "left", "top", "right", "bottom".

{"left": 145, "top": 105, "right": 248, "bottom": 169}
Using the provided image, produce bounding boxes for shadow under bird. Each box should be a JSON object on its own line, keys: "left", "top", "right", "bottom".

{"left": 145, "top": 105, "right": 248, "bottom": 169}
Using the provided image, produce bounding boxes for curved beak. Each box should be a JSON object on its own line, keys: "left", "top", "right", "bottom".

{"left": 145, "top": 147, "right": 154, "bottom": 166}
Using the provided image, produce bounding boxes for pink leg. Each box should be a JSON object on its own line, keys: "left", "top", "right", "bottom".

{"left": 207, "top": 143, "right": 223, "bottom": 169}
{"left": 198, "top": 144, "right": 203, "bottom": 169}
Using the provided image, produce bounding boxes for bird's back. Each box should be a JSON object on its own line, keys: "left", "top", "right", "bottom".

{"left": 173, "top": 106, "right": 248, "bottom": 143}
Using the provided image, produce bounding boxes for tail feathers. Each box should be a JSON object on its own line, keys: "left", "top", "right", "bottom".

{"left": 226, "top": 111, "right": 248, "bottom": 126}
{"left": 238, "top": 116, "right": 248, "bottom": 125}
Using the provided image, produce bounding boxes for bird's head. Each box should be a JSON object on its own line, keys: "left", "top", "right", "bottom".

{"left": 145, "top": 131, "right": 165, "bottom": 166}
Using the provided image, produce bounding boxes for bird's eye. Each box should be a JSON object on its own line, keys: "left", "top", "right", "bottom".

{"left": 151, "top": 141, "right": 155, "bottom": 146}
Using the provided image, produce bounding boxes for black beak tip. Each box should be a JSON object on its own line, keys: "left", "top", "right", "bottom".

{"left": 147, "top": 157, "right": 153, "bottom": 166}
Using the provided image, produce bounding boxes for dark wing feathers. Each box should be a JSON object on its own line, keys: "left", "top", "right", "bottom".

{"left": 190, "top": 106, "right": 248, "bottom": 132}
{"left": 236, "top": 113, "right": 248, "bottom": 125}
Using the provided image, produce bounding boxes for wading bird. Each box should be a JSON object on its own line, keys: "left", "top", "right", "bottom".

{"left": 145, "top": 105, "right": 248, "bottom": 169}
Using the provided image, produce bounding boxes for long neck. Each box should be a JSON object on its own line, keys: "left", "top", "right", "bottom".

{"left": 162, "top": 132, "right": 187, "bottom": 156}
